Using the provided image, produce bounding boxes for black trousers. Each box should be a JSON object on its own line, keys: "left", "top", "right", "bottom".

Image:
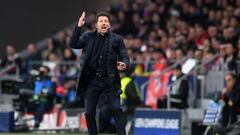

{"left": 222, "top": 105, "right": 237, "bottom": 127}
{"left": 34, "top": 102, "right": 53, "bottom": 128}
{"left": 84, "top": 77, "right": 126, "bottom": 135}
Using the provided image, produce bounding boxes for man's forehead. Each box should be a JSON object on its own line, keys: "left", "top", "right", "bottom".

{"left": 97, "top": 16, "right": 109, "bottom": 20}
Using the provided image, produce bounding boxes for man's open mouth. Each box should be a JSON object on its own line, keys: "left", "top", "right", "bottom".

{"left": 101, "top": 26, "right": 107, "bottom": 30}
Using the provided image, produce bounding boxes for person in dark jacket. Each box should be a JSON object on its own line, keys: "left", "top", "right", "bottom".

{"left": 69, "top": 11, "right": 129, "bottom": 135}
{"left": 169, "top": 64, "right": 189, "bottom": 109}
{"left": 221, "top": 72, "right": 240, "bottom": 127}
{"left": 119, "top": 69, "right": 145, "bottom": 115}
{"left": 1, "top": 45, "right": 23, "bottom": 74}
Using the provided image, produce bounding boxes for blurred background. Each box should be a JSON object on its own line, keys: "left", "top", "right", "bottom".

{"left": 1, "top": 0, "right": 240, "bottom": 135}
{"left": 0, "top": 0, "right": 113, "bottom": 58}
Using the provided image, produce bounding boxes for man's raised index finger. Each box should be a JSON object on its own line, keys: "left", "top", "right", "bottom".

{"left": 81, "top": 11, "right": 86, "bottom": 17}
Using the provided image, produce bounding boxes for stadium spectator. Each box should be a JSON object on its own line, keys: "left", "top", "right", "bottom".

{"left": 168, "top": 64, "right": 189, "bottom": 109}
{"left": 60, "top": 48, "right": 77, "bottom": 76}
{"left": 32, "top": 65, "right": 56, "bottom": 128}
{"left": 63, "top": 48, "right": 76, "bottom": 61}
{"left": 221, "top": 72, "right": 240, "bottom": 127}
{"left": 42, "top": 38, "right": 62, "bottom": 60}
{"left": 55, "top": 31, "right": 68, "bottom": 51}
{"left": 224, "top": 43, "right": 238, "bottom": 72}
{"left": 46, "top": 52, "right": 60, "bottom": 77}
{"left": 26, "top": 43, "right": 42, "bottom": 61}
{"left": 24, "top": 43, "right": 42, "bottom": 72}
{"left": 175, "top": 48, "right": 185, "bottom": 62}
{"left": 1, "top": 45, "right": 23, "bottom": 74}
{"left": 120, "top": 69, "right": 145, "bottom": 115}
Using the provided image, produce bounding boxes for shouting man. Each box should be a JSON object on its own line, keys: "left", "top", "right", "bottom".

{"left": 69, "top": 11, "right": 129, "bottom": 135}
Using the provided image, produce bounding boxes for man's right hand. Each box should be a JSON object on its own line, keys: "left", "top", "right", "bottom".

{"left": 78, "top": 11, "right": 86, "bottom": 27}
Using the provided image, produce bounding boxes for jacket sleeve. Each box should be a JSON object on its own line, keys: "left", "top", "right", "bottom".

{"left": 117, "top": 37, "right": 130, "bottom": 69}
{"left": 233, "top": 90, "right": 240, "bottom": 108}
{"left": 69, "top": 25, "right": 87, "bottom": 49}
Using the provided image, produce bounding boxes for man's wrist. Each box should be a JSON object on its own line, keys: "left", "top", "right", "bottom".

{"left": 75, "top": 24, "right": 83, "bottom": 30}
{"left": 77, "top": 24, "right": 83, "bottom": 28}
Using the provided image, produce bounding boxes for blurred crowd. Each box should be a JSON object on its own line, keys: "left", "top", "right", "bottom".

{"left": 2, "top": 0, "right": 240, "bottom": 76}
{"left": 110, "top": 0, "right": 240, "bottom": 74}
{"left": 1, "top": 0, "right": 240, "bottom": 130}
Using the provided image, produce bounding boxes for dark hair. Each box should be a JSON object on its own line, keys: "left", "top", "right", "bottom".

{"left": 173, "top": 64, "right": 182, "bottom": 71}
{"left": 96, "top": 12, "right": 111, "bottom": 22}
{"left": 40, "top": 65, "right": 50, "bottom": 73}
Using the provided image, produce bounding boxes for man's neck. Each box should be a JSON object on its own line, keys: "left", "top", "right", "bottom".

{"left": 97, "top": 30, "right": 109, "bottom": 36}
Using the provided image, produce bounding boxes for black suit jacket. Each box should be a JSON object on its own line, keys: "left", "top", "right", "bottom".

{"left": 70, "top": 25, "right": 130, "bottom": 98}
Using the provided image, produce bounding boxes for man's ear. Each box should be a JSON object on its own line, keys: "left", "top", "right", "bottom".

{"left": 95, "top": 23, "right": 97, "bottom": 29}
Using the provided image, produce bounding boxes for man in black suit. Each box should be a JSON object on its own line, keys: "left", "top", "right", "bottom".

{"left": 70, "top": 11, "right": 129, "bottom": 135}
